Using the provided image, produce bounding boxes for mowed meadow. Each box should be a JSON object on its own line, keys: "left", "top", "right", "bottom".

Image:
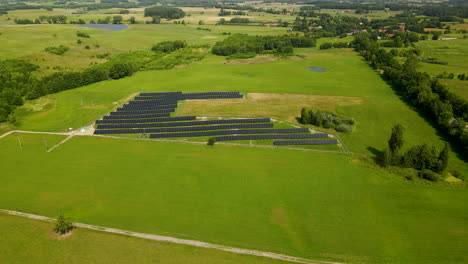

{"left": 0, "top": 213, "right": 292, "bottom": 264}
{"left": 1, "top": 133, "right": 467, "bottom": 264}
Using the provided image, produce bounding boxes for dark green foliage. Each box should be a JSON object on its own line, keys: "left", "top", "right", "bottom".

{"left": 76, "top": 31, "right": 90, "bottom": 38}
{"left": 144, "top": 6, "right": 185, "bottom": 19}
{"left": 435, "top": 143, "right": 450, "bottom": 172}
{"left": 419, "top": 169, "right": 440, "bottom": 182}
{"left": 54, "top": 214, "right": 73, "bottom": 235}
{"left": 120, "top": 9, "right": 130, "bottom": 14}
{"left": 320, "top": 43, "right": 333, "bottom": 50}
{"left": 207, "top": 137, "right": 216, "bottom": 146}
{"left": 44, "top": 45, "right": 69, "bottom": 55}
{"left": 450, "top": 169, "right": 464, "bottom": 181}
{"left": 402, "top": 144, "right": 438, "bottom": 170}
{"left": 129, "top": 17, "right": 136, "bottom": 24}
{"left": 212, "top": 34, "right": 315, "bottom": 56}
{"left": 112, "top": 15, "right": 123, "bottom": 24}
{"left": 151, "top": 16, "right": 161, "bottom": 24}
{"left": 151, "top": 40, "right": 186, "bottom": 53}
{"left": 388, "top": 124, "right": 405, "bottom": 155}
{"left": 300, "top": 108, "right": 354, "bottom": 132}
{"left": 381, "top": 148, "right": 392, "bottom": 167}
{"left": 109, "top": 62, "right": 135, "bottom": 79}
{"left": 229, "top": 17, "right": 249, "bottom": 24}
{"left": 38, "top": 15, "right": 67, "bottom": 24}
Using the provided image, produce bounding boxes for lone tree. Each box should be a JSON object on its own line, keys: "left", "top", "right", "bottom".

{"left": 207, "top": 137, "right": 216, "bottom": 146}
{"left": 388, "top": 124, "right": 404, "bottom": 155}
{"left": 54, "top": 214, "right": 73, "bottom": 235}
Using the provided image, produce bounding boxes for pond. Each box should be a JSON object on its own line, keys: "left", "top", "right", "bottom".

{"left": 306, "top": 66, "right": 328, "bottom": 72}
{"left": 79, "top": 24, "right": 128, "bottom": 31}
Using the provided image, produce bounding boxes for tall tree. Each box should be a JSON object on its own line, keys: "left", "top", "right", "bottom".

{"left": 436, "top": 143, "right": 450, "bottom": 172}
{"left": 388, "top": 124, "right": 405, "bottom": 155}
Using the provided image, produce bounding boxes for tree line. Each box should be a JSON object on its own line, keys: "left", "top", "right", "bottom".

{"left": 211, "top": 34, "right": 316, "bottom": 56}
{"left": 144, "top": 6, "right": 185, "bottom": 19}
{"left": 352, "top": 32, "right": 467, "bottom": 157}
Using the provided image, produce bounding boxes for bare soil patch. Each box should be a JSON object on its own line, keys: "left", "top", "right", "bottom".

{"left": 202, "top": 35, "right": 219, "bottom": 39}
{"left": 48, "top": 230, "right": 75, "bottom": 240}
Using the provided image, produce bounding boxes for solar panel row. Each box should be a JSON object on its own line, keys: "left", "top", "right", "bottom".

{"left": 96, "top": 116, "right": 196, "bottom": 124}
{"left": 96, "top": 118, "right": 271, "bottom": 128}
{"left": 149, "top": 128, "right": 309, "bottom": 138}
{"left": 273, "top": 139, "right": 338, "bottom": 145}
{"left": 95, "top": 124, "right": 274, "bottom": 134}
{"left": 214, "top": 133, "right": 328, "bottom": 141}
{"left": 121, "top": 104, "right": 178, "bottom": 110}
{"left": 134, "top": 94, "right": 243, "bottom": 101}
{"left": 103, "top": 113, "right": 171, "bottom": 120}
{"left": 117, "top": 108, "right": 175, "bottom": 112}
{"left": 128, "top": 100, "right": 179, "bottom": 105}
{"left": 139, "top": 92, "right": 183, "bottom": 96}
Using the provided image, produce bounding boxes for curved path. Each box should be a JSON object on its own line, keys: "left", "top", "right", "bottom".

{"left": 0, "top": 209, "right": 345, "bottom": 264}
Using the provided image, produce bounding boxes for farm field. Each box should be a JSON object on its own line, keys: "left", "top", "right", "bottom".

{"left": 0, "top": 213, "right": 291, "bottom": 264}
{"left": 1, "top": 132, "right": 467, "bottom": 264}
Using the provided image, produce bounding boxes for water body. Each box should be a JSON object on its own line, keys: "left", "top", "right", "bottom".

{"left": 306, "top": 66, "right": 328, "bottom": 72}
{"left": 79, "top": 24, "right": 128, "bottom": 31}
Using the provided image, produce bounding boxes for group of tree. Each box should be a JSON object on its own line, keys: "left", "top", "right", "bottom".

{"left": 151, "top": 40, "right": 186, "bottom": 53}
{"left": 211, "top": 34, "right": 316, "bottom": 56}
{"left": 218, "top": 9, "right": 247, "bottom": 16}
{"left": 352, "top": 32, "right": 468, "bottom": 155}
{"left": 381, "top": 124, "right": 451, "bottom": 181}
{"left": 44, "top": 45, "right": 70, "bottom": 55}
{"left": 229, "top": 17, "right": 250, "bottom": 24}
{"left": 300, "top": 108, "right": 354, "bottom": 132}
{"left": 319, "top": 42, "right": 351, "bottom": 50}
{"left": 144, "top": 6, "right": 185, "bottom": 19}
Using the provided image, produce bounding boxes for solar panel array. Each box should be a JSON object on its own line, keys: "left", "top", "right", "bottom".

{"left": 150, "top": 128, "right": 309, "bottom": 138}
{"left": 273, "top": 139, "right": 338, "bottom": 145}
{"left": 97, "top": 118, "right": 271, "bottom": 129}
{"left": 93, "top": 91, "right": 337, "bottom": 147}
{"left": 214, "top": 133, "right": 328, "bottom": 141}
{"left": 103, "top": 113, "right": 171, "bottom": 120}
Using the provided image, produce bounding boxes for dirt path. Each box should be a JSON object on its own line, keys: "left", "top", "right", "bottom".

{"left": 0, "top": 209, "right": 345, "bottom": 264}
{"left": 0, "top": 130, "right": 71, "bottom": 139}
{"left": 47, "top": 132, "right": 76, "bottom": 152}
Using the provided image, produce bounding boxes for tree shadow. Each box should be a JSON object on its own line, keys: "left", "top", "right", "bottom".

{"left": 367, "top": 146, "right": 384, "bottom": 166}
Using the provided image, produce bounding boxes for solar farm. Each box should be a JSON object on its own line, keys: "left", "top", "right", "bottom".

{"left": 93, "top": 91, "right": 339, "bottom": 147}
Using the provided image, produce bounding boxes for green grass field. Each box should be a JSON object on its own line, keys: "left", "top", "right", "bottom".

{"left": 0, "top": 213, "right": 292, "bottom": 264}
{"left": 12, "top": 48, "right": 466, "bottom": 172}
{"left": 0, "top": 132, "right": 467, "bottom": 264}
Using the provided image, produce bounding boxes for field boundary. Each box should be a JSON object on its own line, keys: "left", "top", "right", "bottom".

{"left": 0, "top": 209, "right": 346, "bottom": 264}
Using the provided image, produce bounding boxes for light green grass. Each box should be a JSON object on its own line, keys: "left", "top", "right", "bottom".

{"left": 0, "top": 132, "right": 466, "bottom": 264}
{"left": 0, "top": 213, "right": 292, "bottom": 264}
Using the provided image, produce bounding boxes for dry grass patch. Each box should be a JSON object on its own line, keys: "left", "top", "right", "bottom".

{"left": 179, "top": 93, "right": 363, "bottom": 122}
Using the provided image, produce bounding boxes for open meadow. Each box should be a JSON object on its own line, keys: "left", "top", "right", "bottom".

{"left": 0, "top": 213, "right": 292, "bottom": 264}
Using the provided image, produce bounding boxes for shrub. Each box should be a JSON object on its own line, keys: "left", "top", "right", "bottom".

{"left": 76, "top": 31, "right": 90, "bottom": 38}
{"left": 230, "top": 17, "right": 250, "bottom": 24}
{"left": 44, "top": 45, "right": 69, "bottom": 55}
{"left": 335, "top": 124, "right": 351, "bottom": 132}
{"left": 151, "top": 40, "right": 186, "bottom": 53}
{"left": 54, "top": 214, "right": 73, "bottom": 235}
{"left": 207, "top": 137, "right": 216, "bottom": 146}
{"left": 419, "top": 169, "right": 440, "bottom": 182}
{"left": 320, "top": 43, "right": 333, "bottom": 50}
{"left": 450, "top": 169, "right": 464, "bottom": 181}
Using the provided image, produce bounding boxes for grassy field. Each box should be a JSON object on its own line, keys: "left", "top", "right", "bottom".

{"left": 12, "top": 48, "right": 466, "bottom": 172}
{"left": 0, "top": 213, "right": 292, "bottom": 264}
{"left": 0, "top": 132, "right": 467, "bottom": 264}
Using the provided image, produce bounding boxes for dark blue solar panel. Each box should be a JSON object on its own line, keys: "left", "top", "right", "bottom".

{"left": 96, "top": 116, "right": 196, "bottom": 124}
{"left": 214, "top": 133, "right": 327, "bottom": 141}
{"left": 148, "top": 128, "right": 308, "bottom": 138}
{"left": 103, "top": 113, "right": 170, "bottom": 120}
{"left": 114, "top": 109, "right": 175, "bottom": 114}
{"left": 273, "top": 139, "right": 338, "bottom": 145}
{"left": 96, "top": 118, "right": 270, "bottom": 127}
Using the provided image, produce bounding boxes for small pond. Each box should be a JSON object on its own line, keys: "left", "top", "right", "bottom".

{"left": 306, "top": 66, "right": 328, "bottom": 72}
{"left": 79, "top": 24, "right": 128, "bottom": 31}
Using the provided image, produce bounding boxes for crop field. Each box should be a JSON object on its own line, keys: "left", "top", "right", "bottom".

{"left": 0, "top": 213, "right": 291, "bottom": 264}
{"left": 0, "top": 132, "right": 467, "bottom": 264}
